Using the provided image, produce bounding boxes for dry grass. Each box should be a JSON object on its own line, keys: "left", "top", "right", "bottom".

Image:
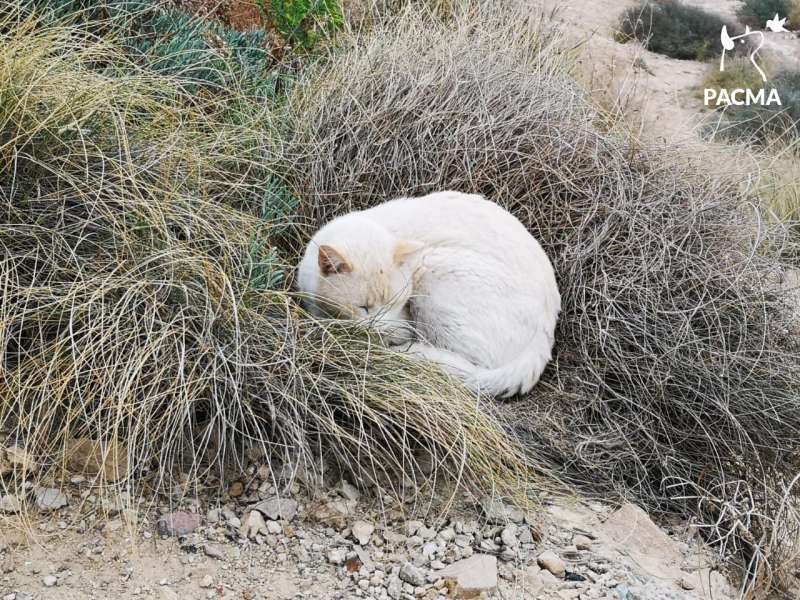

{"left": 0, "top": 5, "right": 536, "bottom": 524}
{"left": 280, "top": 5, "right": 800, "bottom": 595}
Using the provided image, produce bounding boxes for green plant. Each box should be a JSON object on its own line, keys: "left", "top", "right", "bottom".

{"left": 257, "top": 0, "right": 344, "bottom": 50}
{"left": 616, "top": 1, "right": 740, "bottom": 60}
{"left": 738, "top": 0, "right": 793, "bottom": 28}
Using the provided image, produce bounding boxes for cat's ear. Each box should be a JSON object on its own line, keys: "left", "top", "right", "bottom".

{"left": 318, "top": 244, "right": 352, "bottom": 276}
{"left": 393, "top": 240, "right": 423, "bottom": 266}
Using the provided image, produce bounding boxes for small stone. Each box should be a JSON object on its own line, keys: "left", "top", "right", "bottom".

{"left": 352, "top": 521, "right": 375, "bottom": 546}
{"left": 387, "top": 575, "right": 403, "bottom": 600}
{"left": 0, "top": 495, "right": 21, "bottom": 513}
{"left": 438, "top": 554, "right": 498, "bottom": 598}
{"left": 482, "top": 499, "right": 524, "bottom": 524}
{"left": 399, "top": 562, "right": 426, "bottom": 586}
{"left": 42, "top": 575, "right": 57, "bottom": 587}
{"left": 266, "top": 520, "right": 282, "bottom": 535}
{"left": 537, "top": 550, "right": 566, "bottom": 578}
{"left": 240, "top": 510, "right": 268, "bottom": 540}
{"left": 573, "top": 535, "right": 592, "bottom": 550}
{"left": 199, "top": 574, "right": 214, "bottom": 588}
{"left": 679, "top": 577, "right": 696, "bottom": 590}
{"left": 228, "top": 481, "right": 244, "bottom": 498}
{"left": 252, "top": 497, "right": 298, "bottom": 521}
{"left": 422, "top": 541, "right": 438, "bottom": 559}
{"left": 34, "top": 487, "right": 68, "bottom": 511}
{"left": 438, "top": 527, "right": 455, "bottom": 542}
{"left": 500, "top": 548, "right": 516, "bottom": 562}
{"left": 203, "top": 544, "right": 225, "bottom": 560}
{"left": 500, "top": 524, "right": 518, "bottom": 548}
{"left": 157, "top": 511, "right": 201, "bottom": 537}
{"left": 6, "top": 445, "right": 38, "bottom": 474}
{"left": 518, "top": 527, "right": 534, "bottom": 545}
{"left": 327, "top": 548, "right": 347, "bottom": 565}
{"left": 337, "top": 479, "right": 360, "bottom": 502}
{"left": 406, "top": 520, "right": 423, "bottom": 536}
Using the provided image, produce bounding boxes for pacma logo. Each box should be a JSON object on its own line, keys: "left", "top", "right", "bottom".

{"left": 703, "top": 14, "right": 789, "bottom": 107}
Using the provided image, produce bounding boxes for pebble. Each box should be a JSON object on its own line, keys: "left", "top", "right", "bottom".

{"left": 157, "top": 511, "right": 201, "bottom": 537}
{"left": 500, "top": 524, "right": 518, "bottom": 548}
{"left": 482, "top": 498, "right": 524, "bottom": 524}
{"left": 537, "top": 550, "right": 566, "bottom": 578}
{"left": 34, "top": 487, "right": 68, "bottom": 511}
{"left": 352, "top": 521, "right": 375, "bottom": 546}
{"left": 438, "top": 554, "right": 498, "bottom": 597}
{"left": 574, "top": 534, "right": 592, "bottom": 550}
{"left": 228, "top": 481, "right": 244, "bottom": 498}
{"left": 0, "top": 495, "right": 21, "bottom": 513}
{"left": 398, "top": 562, "right": 426, "bottom": 586}
{"left": 199, "top": 574, "right": 214, "bottom": 588}
{"left": 240, "top": 510, "right": 268, "bottom": 540}
{"left": 203, "top": 544, "right": 225, "bottom": 560}
{"left": 327, "top": 548, "right": 347, "bottom": 565}
{"left": 337, "top": 480, "right": 360, "bottom": 502}
{"left": 252, "top": 497, "right": 298, "bottom": 521}
{"left": 42, "top": 575, "right": 57, "bottom": 587}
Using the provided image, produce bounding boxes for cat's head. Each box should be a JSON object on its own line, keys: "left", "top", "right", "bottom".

{"left": 298, "top": 215, "right": 421, "bottom": 330}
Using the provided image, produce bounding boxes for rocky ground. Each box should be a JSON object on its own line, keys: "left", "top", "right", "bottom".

{"left": 1, "top": 450, "right": 737, "bottom": 600}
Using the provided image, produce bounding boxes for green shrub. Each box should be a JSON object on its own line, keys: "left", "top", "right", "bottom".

{"left": 616, "top": 0, "right": 739, "bottom": 60}
{"left": 709, "top": 68, "right": 800, "bottom": 144}
{"left": 257, "top": 0, "right": 344, "bottom": 50}
{"left": 738, "top": 0, "right": 792, "bottom": 28}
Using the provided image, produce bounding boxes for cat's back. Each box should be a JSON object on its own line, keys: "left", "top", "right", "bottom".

{"left": 364, "top": 191, "right": 546, "bottom": 267}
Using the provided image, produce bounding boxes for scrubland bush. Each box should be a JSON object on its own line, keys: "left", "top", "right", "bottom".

{"left": 738, "top": 0, "right": 795, "bottom": 28}
{"left": 0, "top": 4, "right": 531, "bottom": 517}
{"left": 282, "top": 5, "right": 800, "bottom": 593}
{"left": 705, "top": 67, "right": 800, "bottom": 145}
{"left": 616, "top": 0, "right": 739, "bottom": 60}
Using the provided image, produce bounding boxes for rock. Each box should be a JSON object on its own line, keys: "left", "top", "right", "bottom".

{"left": 482, "top": 498, "right": 524, "bottom": 524}
{"left": 387, "top": 575, "right": 403, "bottom": 600}
{"left": 64, "top": 438, "right": 127, "bottom": 481}
{"left": 599, "top": 503, "right": 684, "bottom": 581}
{"left": 266, "top": 520, "right": 282, "bottom": 535}
{"left": 352, "top": 521, "right": 375, "bottom": 546}
{"left": 203, "top": 544, "right": 225, "bottom": 560}
{"left": 252, "top": 496, "right": 298, "bottom": 521}
{"left": 228, "top": 481, "right": 244, "bottom": 498}
{"left": 406, "top": 520, "right": 423, "bottom": 536}
{"left": 399, "top": 562, "right": 426, "bottom": 586}
{"left": 499, "top": 547, "right": 516, "bottom": 562}
{"left": 34, "top": 487, "right": 68, "bottom": 511}
{"left": 157, "top": 511, "right": 201, "bottom": 537}
{"left": 518, "top": 527, "right": 534, "bottom": 545}
{"left": 422, "top": 541, "right": 438, "bottom": 559}
{"left": 678, "top": 577, "right": 695, "bottom": 590}
{"left": 438, "top": 527, "right": 456, "bottom": 542}
{"left": 5, "top": 446, "right": 37, "bottom": 474}
{"left": 500, "top": 524, "right": 518, "bottom": 548}
{"left": 42, "top": 575, "right": 57, "bottom": 587}
{"left": 573, "top": 534, "right": 592, "bottom": 550}
{"left": 337, "top": 479, "right": 360, "bottom": 502}
{"left": 438, "top": 554, "right": 497, "bottom": 598}
{"left": 199, "top": 574, "right": 214, "bottom": 588}
{"left": 418, "top": 526, "right": 436, "bottom": 541}
{"left": 240, "top": 510, "right": 268, "bottom": 540}
{"left": 0, "top": 495, "right": 21, "bottom": 513}
{"left": 327, "top": 548, "right": 347, "bottom": 565}
{"left": 537, "top": 550, "right": 565, "bottom": 578}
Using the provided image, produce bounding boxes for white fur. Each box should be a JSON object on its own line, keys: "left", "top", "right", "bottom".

{"left": 297, "top": 191, "right": 561, "bottom": 397}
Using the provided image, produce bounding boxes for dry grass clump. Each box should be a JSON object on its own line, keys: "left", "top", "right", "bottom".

{"left": 281, "top": 6, "right": 800, "bottom": 593}
{"left": 0, "top": 7, "right": 534, "bottom": 517}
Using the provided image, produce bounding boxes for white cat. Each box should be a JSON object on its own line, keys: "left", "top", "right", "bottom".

{"left": 297, "top": 191, "right": 560, "bottom": 397}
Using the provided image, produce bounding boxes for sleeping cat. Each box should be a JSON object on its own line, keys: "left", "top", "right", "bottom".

{"left": 296, "top": 191, "right": 560, "bottom": 397}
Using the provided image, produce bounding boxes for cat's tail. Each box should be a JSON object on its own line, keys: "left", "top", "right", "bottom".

{"left": 465, "top": 342, "right": 551, "bottom": 399}
{"left": 402, "top": 340, "right": 551, "bottom": 398}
